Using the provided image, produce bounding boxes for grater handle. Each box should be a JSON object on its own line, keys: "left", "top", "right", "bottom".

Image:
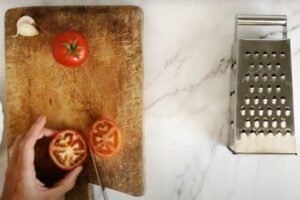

{"left": 235, "top": 15, "right": 287, "bottom": 39}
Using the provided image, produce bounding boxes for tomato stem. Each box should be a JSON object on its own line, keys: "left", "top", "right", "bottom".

{"left": 62, "top": 37, "right": 82, "bottom": 58}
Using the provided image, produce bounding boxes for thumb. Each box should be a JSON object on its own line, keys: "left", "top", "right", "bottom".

{"left": 48, "top": 165, "right": 83, "bottom": 198}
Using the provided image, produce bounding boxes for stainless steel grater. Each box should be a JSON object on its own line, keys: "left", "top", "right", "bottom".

{"left": 228, "top": 15, "right": 296, "bottom": 154}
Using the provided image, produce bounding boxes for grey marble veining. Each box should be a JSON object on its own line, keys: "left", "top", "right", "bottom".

{"left": 1, "top": 0, "right": 300, "bottom": 200}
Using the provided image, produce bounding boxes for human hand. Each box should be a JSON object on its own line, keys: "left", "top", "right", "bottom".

{"left": 1, "top": 116, "right": 83, "bottom": 200}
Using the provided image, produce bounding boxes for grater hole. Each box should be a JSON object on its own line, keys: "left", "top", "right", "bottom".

{"left": 280, "top": 96, "right": 286, "bottom": 104}
{"left": 267, "top": 129, "right": 273, "bottom": 135}
{"left": 276, "top": 63, "right": 281, "bottom": 69}
{"left": 272, "top": 118, "right": 277, "bottom": 128}
{"left": 254, "top": 96, "right": 259, "bottom": 105}
{"left": 272, "top": 96, "right": 277, "bottom": 104}
{"left": 245, "top": 96, "right": 250, "bottom": 105}
{"left": 280, "top": 74, "right": 286, "bottom": 80}
{"left": 254, "top": 51, "right": 259, "bottom": 56}
{"left": 258, "top": 63, "right": 263, "bottom": 70}
{"left": 267, "top": 85, "right": 272, "bottom": 93}
{"left": 245, "top": 73, "right": 250, "bottom": 81}
{"left": 276, "top": 85, "right": 281, "bottom": 93}
{"left": 259, "top": 106, "right": 264, "bottom": 116}
{"left": 267, "top": 63, "right": 272, "bottom": 70}
{"left": 272, "top": 51, "right": 277, "bottom": 57}
{"left": 254, "top": 118, "right": 260, "bottom": 128}
{"left": 275, "top": 130, "right": 282, "bottom": 136}
{"left": 245, "top": 118, "right": 251, "bottom": 128}
{"left": 258, "top": 129, "right": 264, "bottom": 135}
{"left": 267, "top": 107, "right": 272, "bottom": 116}
{"left": 250, "top": 129, "right": 256, "bottom": 135}
{"left": 272, "top": 73, "right": 276, "bottom": 81}
{"left": 245, "top": 51, "right": 250, "bottom": 57}
{"left": 249, "top": 63, "right": 255, "bottom": 70}
{"left": 263, "top": 51, "right": 268, "bottom": 57}
{"left": 241, "top": 106, "right": 246, "bottom": 116}
{"left": 280, "top": 52, "right": 285, "bottom": 57}
{"left": 241, "top": 129, "right": 247, "bottom": 135}
{"left": 253, "top": 74, "right": 259, "bottom": 81}
{"left": 258, "top": 85, "right": 263, "bottom": 93}
{"left": 262, "top": 74, "right": 268, "bottom": 81}
{"left": 249, "top": 85, "right": 255, "bottom": 93}
{"left": 276, "top": 129, "right": 282, "bottom": 135}
{"left": 276, "top": 107, "right": 282, "bottom": 116}
{"left": 263, "top": 96, "right": 268, "bottom": 105}
{"left": 280, "top": 118, "right": 287, "bottom": 128}
{"left": 263, "top": 118, "right": 269, "bottom": 128}
{"left": 249, "top": 106, "right": 255, "bottom": 116}
{"left": 285, "top": 129, "right": 291, "bottom": 135}
{"left": 285, "top": 107, "right": 291, "bottom": 116}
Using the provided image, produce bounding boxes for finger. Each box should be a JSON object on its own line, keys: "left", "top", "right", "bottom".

{"left": 8, "top": 135, "right": 22, "bottom": 161}
{"left": 35, "top": 178, "right": 45, "bottom": 188}
{"left": 23, "top": 116, "right": 46, "bottom": 148}
{"left": 7, "top": 135, "right": 22, "bottom": 173}
{"left": 18, "top": 116, "right": 46, "bottom": 171}
{"left": 39, "top": 128, "right": 57, "bottom": 138}
{"left": 48, "top": 166, "right": 83, "bottom": 198}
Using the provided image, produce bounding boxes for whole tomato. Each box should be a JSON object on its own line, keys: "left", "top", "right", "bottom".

{"left": 52, "top": 31, "right": 89, "bottom": 67}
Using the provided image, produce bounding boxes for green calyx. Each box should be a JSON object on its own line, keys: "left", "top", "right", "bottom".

{"left": 62, "top": 38, "right": 82, "bottom": 58}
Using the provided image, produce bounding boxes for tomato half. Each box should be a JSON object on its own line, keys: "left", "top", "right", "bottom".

{"left": 88, "top": 119, "right": 122, "bottom": 158}
{"left": 52, "top": 31, "right": 88, "bottom": 67}
{"left": 49, "top": 130, "right": 87, "bottom": 170}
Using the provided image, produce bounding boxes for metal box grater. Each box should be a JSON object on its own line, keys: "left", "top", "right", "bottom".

{"left": 228, "top": 15, "right": 296, "bottom": 154}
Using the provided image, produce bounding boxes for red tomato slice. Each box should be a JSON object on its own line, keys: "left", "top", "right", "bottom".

{"left": 88, "top": 119, "right": 122, "bottom": 158}
{"left": 49, "top": 130, "right": 87, "bottom": 170}
{"left": 52, "top": 31, "right": 89, "bottom": 67}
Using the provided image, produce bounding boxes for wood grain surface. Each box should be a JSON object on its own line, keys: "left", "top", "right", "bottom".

{"left": 5, "top": 6, "right": 144, "bottom": 197}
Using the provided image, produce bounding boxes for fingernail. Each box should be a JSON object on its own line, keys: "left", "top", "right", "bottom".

{"left": 77, "top": 165, "right": 83, "bottom": 173}
{"left": 38, "top": 133, "right": 44, "bottom": 139}
{"left": 38, "top": 115, "right": 46, "bottom": 121}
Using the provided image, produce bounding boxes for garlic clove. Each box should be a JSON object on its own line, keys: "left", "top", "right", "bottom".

{"left": 17, "top": 16, "right": 36, "bottom": 28}
{"left": 17, "top": 23, "right": 39, "bottom": 37}
{"left": 13, "top": 15, "right": 39, "bottom": 37}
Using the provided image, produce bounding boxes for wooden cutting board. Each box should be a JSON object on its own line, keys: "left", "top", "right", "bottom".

{"left": 5, "top": 6, "right": 144, "bottom": 198}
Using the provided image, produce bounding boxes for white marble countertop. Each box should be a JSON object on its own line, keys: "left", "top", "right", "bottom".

{"left": 1, "top": 0, "right": 300, "bottom": 200}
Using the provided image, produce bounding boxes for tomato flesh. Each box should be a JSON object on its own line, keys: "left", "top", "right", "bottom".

{"left": 89, "top": 119, "right": 121, "bottom": 158}
{"left": 49, "top": 130, "right": 87, "bottom": 170}
{"left": 52, "top": 31, "right": 89, "bottom": 67}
